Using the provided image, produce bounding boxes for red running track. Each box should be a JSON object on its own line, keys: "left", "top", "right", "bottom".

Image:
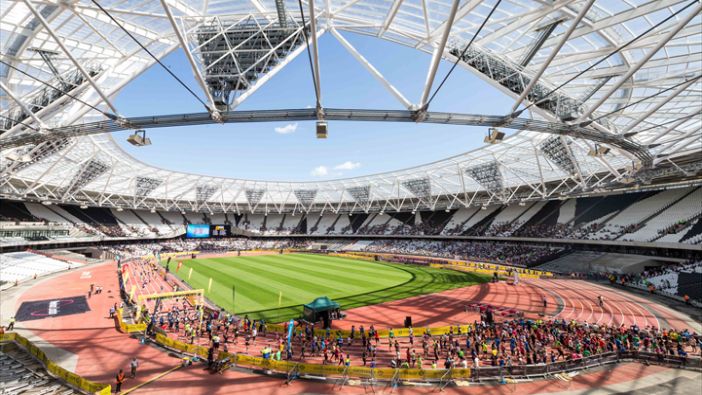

{"left": 8, "top": 261, "right": 699, "bottom": 394}
{"left": 334, "top": 278, "right": 697, "bottom": 332}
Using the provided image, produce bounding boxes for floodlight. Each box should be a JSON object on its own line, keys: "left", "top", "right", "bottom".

{"left": 316, "top": 121, "right": 328, "bottom": 139}
{"left": 483, "top": 128, "right": 505, "bottom": 144}
{"left": 588, "top": 145, "right": 611, "bottom": 157}
{"left": 127, "top": 130, "right": 151, "bottom": 146}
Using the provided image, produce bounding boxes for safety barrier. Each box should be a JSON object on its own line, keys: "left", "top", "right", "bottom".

{"left": 0, "top": 332, "right": 111, "bottom": 394}
{"left": 264, "top": 322, "right": 479, "bottom": 339}
{"left": 154, "top": 332, "right": 210, "bottom": 357}
{"left": 229, "top": 353, "right": 471, "bottom": 381}
{"left": 147, "top": 327, "right": 700, "bottom": 383}
{"left": 115, "top": 308, "right": 147, "bottom": 334}
{"left": 471, "top": 351, "right": 701, "bottom": 381}
{"left": 147, "top": 330, "right": 470, "bottom": 380}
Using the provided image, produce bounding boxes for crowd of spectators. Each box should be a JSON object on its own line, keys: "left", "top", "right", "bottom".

{"left": 658, "top": 218, "right": 698, "bottom": 237}
{"left": 104, "top": 237, "right": 565, "bottom": 268}
{"left": 154, "top": 298, "right": 700, "bottom": 371}
{"left": 360, "top": 240, "right": 563, "bottom": 267}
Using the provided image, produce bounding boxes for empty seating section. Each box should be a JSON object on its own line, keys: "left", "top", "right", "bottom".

{"left": 183, "top": 212, "right": 205, "bottom": 224}
{"left": 241, "top": 214, "right": 264, "bottom": 233}
{"left": 134, "top": 210, "right": 183, "bottom": 236}
{"left": 111, "top": 208, "right": 156, "bottom": 237}
{"left": 621, "top": 188, "right": 702, "bottom": 242}
{"left": 0, "top": 344, "right": 80, "bottom": 395}
{"left": 557, "top": 199, "right": 576, "bottom": 224}
{"left": 281, "top": 214, "right": 299, "bottom": 234}
{"left": 333, "top": 214, "right": 350, "bottom": 234}
{"left": 24, "top": 203, "right": 67, "bottom": 224}
{"left": 264, "top": 214, "right": 284, "bottom": 234}
{"left": 310, "top": 214, "right": 336, "bottom": 234}
{"left": 0, "top": 252, "right": 77, "bottom": 285}
{"left": 484, "top": 202, "right": 542, "bottom": 236}
{"left": 589, "top": 189, "right": 689, "bottom": 240}
{"left": 209, "top": 213, "right": 226, "bottom": 224}
{"left": 160, "top": 211, "right": 186, "bottom": 226}
{"left": 63, "top": 206, "right": 126, "bottom": 237}
{"left": 509, "top": 201, "right": 546, "bottom": 232}
{"left": 0, "top": 201, "right": 38, "bottom": 222}
{"left": 441, "top": 207, "right": 479, "bottom": 234}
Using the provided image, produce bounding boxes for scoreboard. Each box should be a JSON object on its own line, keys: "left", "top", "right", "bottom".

{"left": 185, "top": 224, "right": 232, "bottom": 238}
{"left": 210, "top": 224, "right": 231, "bottom": 237}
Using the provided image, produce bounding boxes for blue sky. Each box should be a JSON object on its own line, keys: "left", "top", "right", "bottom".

{"left": 113, "top": 32, "right": 515, "bottom": 181}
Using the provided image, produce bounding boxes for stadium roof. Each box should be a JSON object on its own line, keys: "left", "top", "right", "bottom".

{"left": 1, "top": 0, "right": 701, "bottom": 213}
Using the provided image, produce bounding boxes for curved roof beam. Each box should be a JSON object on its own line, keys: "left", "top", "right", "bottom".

{"left": 0, "top": 107, "right": 653, "bottom": 164}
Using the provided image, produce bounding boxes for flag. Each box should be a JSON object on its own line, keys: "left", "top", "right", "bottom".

{"left": 177, "top": 261, "right": 183, "bottom": 272}
{"left": 208, "top": 277, "right": 213, "bottom": 293}
{"left": 188, "top": 267, "right": 193, "bottom": 280}
{"left": 278, "top": 291, "right": 282, "bottom": 307}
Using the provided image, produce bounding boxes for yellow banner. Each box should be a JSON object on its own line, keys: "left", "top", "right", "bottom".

{"left": 137, "top": 289, "right": 204, "bottom": 302}
{"left": 338, "top": 251, "right": 553, "bottom": 278}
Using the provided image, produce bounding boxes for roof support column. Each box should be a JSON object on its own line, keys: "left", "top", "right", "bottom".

{"left": 511, "top": 0, "right": 595, "bottom": 113}
{"left": 308, "top": 0, "right": 323, "bottom": 107}
{"left": 159, "top": 0, "right": 221, "bottom": 119}
{"left": 419, "top": 0, "right": 460, "bottom": 110}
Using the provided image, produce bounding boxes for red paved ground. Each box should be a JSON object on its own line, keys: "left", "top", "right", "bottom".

{"left": 9, "top": 260, "right": 699, "bottom": 394}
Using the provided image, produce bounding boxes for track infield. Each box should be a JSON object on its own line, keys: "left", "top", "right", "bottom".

{"left": 166, "top": 253, "right": 489, "bottom": 322}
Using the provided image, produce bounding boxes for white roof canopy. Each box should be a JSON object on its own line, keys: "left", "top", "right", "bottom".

{"left": 1, "top": 0, "right": 700, "bottom": 212}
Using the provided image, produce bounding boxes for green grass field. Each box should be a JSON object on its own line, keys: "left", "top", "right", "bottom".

{"left": 168, "top": 253, "right": 488, "bottom": 322}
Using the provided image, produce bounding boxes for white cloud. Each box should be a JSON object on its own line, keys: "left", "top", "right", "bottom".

{"left": 310, "top": 165, "right": 329, "bottom": 177}
{"left": 274, "top": 123, "right": 298, "bottom": 134}
{"left": 334, "top": 161, "right": 361, "bottom": 171}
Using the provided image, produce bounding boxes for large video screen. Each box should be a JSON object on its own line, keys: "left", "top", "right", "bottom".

{"left": 210, "top": 224, "right": 231, "bottom": 237}
{"left": 185, "top": 224, "right": 210, "bottom": 238}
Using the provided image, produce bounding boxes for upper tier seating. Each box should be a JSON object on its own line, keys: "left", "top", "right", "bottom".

{"left": 621, "top": 188, "right": 702, "bottom": 242}
{"left": 588, "top": 189, "right": 691, "bottom": 240}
